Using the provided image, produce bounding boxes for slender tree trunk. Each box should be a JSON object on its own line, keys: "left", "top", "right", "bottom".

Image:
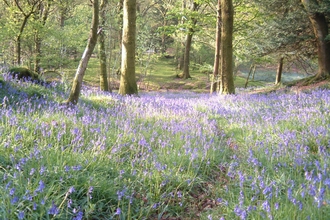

{"left": 178, "top": 44, "right": 185, "bottom": 70}
{"left": 245, "top": 63, "right": 255, "bottom": 88}
{"left": 119, "top": 0, "right": 138, "bottom": 95}
{"left": 161, "top": 19, "right": 168, "bottom": 54}
{"left": 99, "top": 0, "right": 110, "bottom": 92}
{"left": 252, "top": 65, "right": 256, "bottom": 80}
{"left": 275, "top": 57, "right": 284, "bottom": 84}
{"left": 301, "top": 0, "right": 330, "bottom": 78}
{"left": 66, "top": 0, "right": 99, "bottom": 104}
{"left": 16, "top": 15, "right": 30, "bottom": 65}
{"left": 211, "top": 0, "right": 221, "bottom": 94}
{"left": 219, "top": 0, "right": 235, "bottom": 94}
{"left": 182, "top": 29, "right": 194, "bottom": 79}
{"left": 34, "top": 32, "right": 42, "bottom": 73}
{"left": 182, "top": 2, "right": 199, "bottom": 79}
{"left": 34, "top": 2, "right": 50, "bottom": 74}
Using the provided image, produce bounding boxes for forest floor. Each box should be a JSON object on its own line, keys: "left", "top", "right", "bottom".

{"left": 27, "top": 56, "right": 330, "bottom": 94}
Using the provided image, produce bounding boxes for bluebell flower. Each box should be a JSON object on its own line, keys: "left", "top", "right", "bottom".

{"left": 9, "top": 187, "right": 15, "bottom": 196}
{"left": 73, "top": 211, "right": 84, "bottom": 220}
{"left": 115, "top": 207, "right": 121, "bottom": 215}
{"left": 18, "top": 210, "right": 24, "bottom": 220}
{"left": 11, "top": 196, "right": 19, "bottom": 204}
{"left": 35, "top": 180, "right": 45, "bottom": 193}
{"left": 48, "top": 201, "right": 59, "bottom": 215}
{"left": 30, "top": 168, "right": 36, "bottom": 175}
{"left": 68, "top": 186, "right": 75, "bottom": 194}
{"left": 88, "top": 186, "right": 94, "bottom": 199}
{"left": 39, "top": 166, "right": 46, "bottom": 175}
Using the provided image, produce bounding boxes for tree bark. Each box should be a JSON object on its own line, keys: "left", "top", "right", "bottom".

{"left": 34, "top": 2, "right": 50, "bottom": 74}
{"left": 16, "top": 15, "right": 31, "bottom": 65}
{"left": 210, "top": 0, "right": 221, "bottom": 94}
{"left": 220, "top": 0, "right": 235, "bottom": 94}
{"left": 66, "top": 0, "right": 99, "bottom": 104}
{"left": 275, "top": 57, "right": 284, "bottom": 84}
{"left": 301, "top": 0, "right": 330, "bottom": 78}
{"left": 182, "top": 2, "right": 199, "bottom": 79}
{"left": 99, "top": 0, "right": 110, "bottom": 92}
{"left": 245, "top": 63, "right": 255, "bottom": 88}
{"left": 182, "top": 29, "right": 193, "bottom": 79}
{"left": 12, "top": 0, "right": 41, "bottom": 65}
{"left": 118, "top": 0, "right": 138, "bottom": 95}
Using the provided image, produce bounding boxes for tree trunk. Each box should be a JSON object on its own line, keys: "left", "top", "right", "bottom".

{"left": 220, "top": 0, "right": 235, "bottom": 94}
{"left": 118, "top": 0, "right": 138, "bottom": 95}
{"left": 182, "top": 30, "right": 193, "bottom": 79}
{"left": 178, "top": 44, "right": 185, "bottom": 70}
{"left": 16, "top": 15, "right": 30, "bottom": 65}
{"left": 301, "top": 0, "right": 330, "bottom": 78}
{"left": 34, "top": 32, "right": 42, "bottom": 73}
{"left": 210, "top": 0, "right": 221, "bottom": 94}
{"left": 275, "top": 57, "right": 284, "bottom": 84}
{"left": 34, "top": 2, "right": 50, "bottom": 74}
{"left": 182, "top": 2, "right": 199, "bottom": 79}
{"left": 245, "top": 63, "right": 255, "bottom": 88}
{"left": 99, "top": 0, "right": 110, "bottom": 92}
{"left": 252, "top": 65, "right": 256, "bottom": 80}
{"left": 66, "top": 0, "right": 99, "bottom": 104}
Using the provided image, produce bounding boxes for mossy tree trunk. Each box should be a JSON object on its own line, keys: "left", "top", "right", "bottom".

{"left": 118, "top": 0, "right": 138, "bottom": 95}
{"left": 301, "top": 0, "right": 330, "bottom": 79}
{"left": 66, "top": 0, "right": 99, "bottom": 104}
{"left": 219, "top": 0, "right": 235, "bottom": 94}
{"left": 98, "top": 0, "right": 110, "bottom": 92}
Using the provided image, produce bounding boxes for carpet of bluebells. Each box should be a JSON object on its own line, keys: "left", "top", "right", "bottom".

{"left": 0, "top": 74, "right": 329, "bottom": 219}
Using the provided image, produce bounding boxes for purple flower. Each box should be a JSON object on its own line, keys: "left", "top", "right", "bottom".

{"left": 64, "top": 166, "right": 70, "bottom": 172}
{"left": 30, "top": 168, "right": 36, "bottom": 175}
{"left": 88, "top": 186, "right": 93, "bottom": 199}
{"left": 40, "top": 166, "right": 46, "bottom": 175}
{"left": 262, "top": 200, "right": 271, "bottom": 213}
{"left": 275, "top": 202, "right": 279, "bottom": 210}
{"left": 48, "top": 201, "right": 59, "bottom": 215}
{"left": 68, "top": 186, "right": 75, "bottom": 194}
{"left": 9, "top": 187, "right": 15, "bottom": 196}
{"left": 73, "top": 211, "right": 84, "bottom": 220}
{"left": 18, "top": 210, "right": 24, "bottom": 220}
{"left": 35, "top": 180, "right": 45, "bottom": 193}
{"left": 115, "top": 207, "right": 121, "bottom": 215}
{"left": 11, "top": 196, "right": 19, "bottom": 204}
{"left": 72, "top": 165, "right": 82, "bottom": 171}
{"left": 234, "top": 205, "right": 247, "bottom": 220}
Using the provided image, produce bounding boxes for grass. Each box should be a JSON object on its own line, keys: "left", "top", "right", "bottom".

{"left": 54, "top": 57, "right": 266, "bottom": 93}
{"left": 0, "top": 62, "right": 329, "bottom": 219}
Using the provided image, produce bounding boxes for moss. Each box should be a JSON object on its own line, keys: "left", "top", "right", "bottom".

{"left": 9, "top": 67, "right": 39, "bottom": 81}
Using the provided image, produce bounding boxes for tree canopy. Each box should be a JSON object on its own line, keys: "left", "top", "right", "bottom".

{"left": 0, "top": 0, "right": 328, "bottom": 94}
